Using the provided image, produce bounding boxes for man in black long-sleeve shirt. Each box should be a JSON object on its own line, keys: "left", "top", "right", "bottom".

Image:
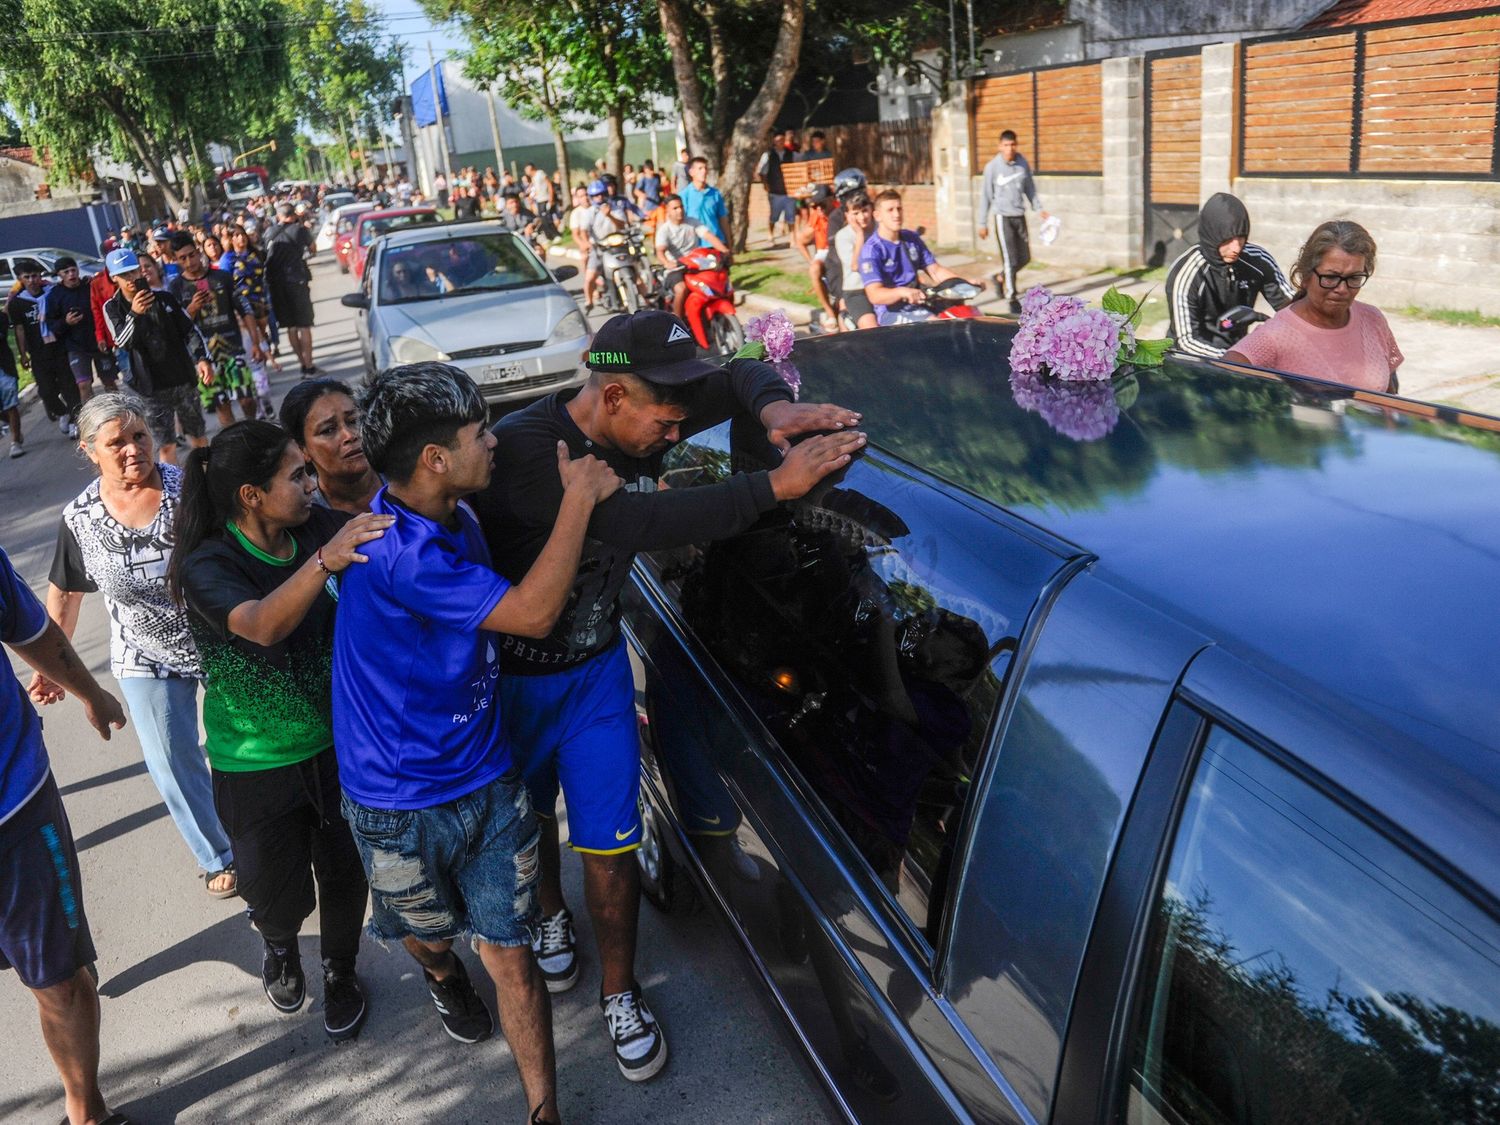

{"left": 100, "top": 248, "right": 213, "bottom": 464}
{"left": 471, "top": 310, "right": 863, "bottom": 1082}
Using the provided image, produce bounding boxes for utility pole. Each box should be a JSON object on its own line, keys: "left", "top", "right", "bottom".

{"left": 485, "top": 87, "right": 505, "bottom": 177}
{"left": 426, "top": 41, "right": 454, "bottom": 189}
{"left": 350, "top": 107, "right": 365, "bottom": 182}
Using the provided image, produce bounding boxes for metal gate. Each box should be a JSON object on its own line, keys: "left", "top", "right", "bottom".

{"left": 1143, "top": 47, "right": 1203, "bottom": 267}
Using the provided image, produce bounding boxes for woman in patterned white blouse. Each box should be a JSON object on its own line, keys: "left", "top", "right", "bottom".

{"left": 29, "top": 392, "right": 237, "bottom": 896}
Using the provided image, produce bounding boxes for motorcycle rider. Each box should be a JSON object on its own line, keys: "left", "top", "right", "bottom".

{"left": 654, "top": 194, "right": 727, "bottom": 320}
{"left": 1166, "top": 192, "right": 1293, "bottom": 358}
{"left": 859, "top": 190, "right": 984, "bottom": 325}
{"left": 589, "top": 180, "right": 650, "bottom": 310}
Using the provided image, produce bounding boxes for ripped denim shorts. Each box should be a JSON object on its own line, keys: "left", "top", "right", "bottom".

{"left": 342, "top": 770, "right": 540, "bottom": 948}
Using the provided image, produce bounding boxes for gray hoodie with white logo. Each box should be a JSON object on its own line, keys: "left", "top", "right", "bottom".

{"left": 981, "top": 153, "right": 1041, "bottom": 224}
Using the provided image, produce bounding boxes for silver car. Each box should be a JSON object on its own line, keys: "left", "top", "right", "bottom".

{"left": 343, "top": 220, "right": 589, "bottom": 404}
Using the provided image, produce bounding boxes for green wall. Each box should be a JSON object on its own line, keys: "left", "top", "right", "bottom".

{"left": 450, "top": 129, "right": 679, "bottom": 189}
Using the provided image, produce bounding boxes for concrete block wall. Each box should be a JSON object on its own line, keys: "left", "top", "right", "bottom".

{"left": 1098, "top": 56, "right": 1144, "bottom": 269}
{"left": 934, "top": 40, "right": 1500, "bottom": 313}
{"left": 1233, "top": 178, "right": 1500, "bottom": 317}
{"left": 962, "top": 173, "right": 1105, "bottom": 270}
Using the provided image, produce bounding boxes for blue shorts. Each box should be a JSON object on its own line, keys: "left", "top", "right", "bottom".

{"left": 342, "top": 771, "right": 540, "bottom": 949}
{"left": 0, "top": 774, "right": 97, "bottom": 989}
{"left": 768, "top": 193, "right": 796, "bottom": 225}
{"left": 0, "top": 369, "right": 17, "bottom": 412}
{"left": 499, "top": 639, "right": 642, "bottom": 855}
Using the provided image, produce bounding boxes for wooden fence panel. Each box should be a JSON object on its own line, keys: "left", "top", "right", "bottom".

{"left": 1149, "top": 54, "right": 1202, "bottom": 204}
{"left": 1359, "top": 14, "right": 1500, "bottom": 174}
{"left": 1242, "top": 33, "right": 1357, "bottom": 173}
{"left": 1035, "top": 64, "right": 1103, "bottom": 173}
{"left": 972, "top": 72, "right": 1035, "bottom": 157}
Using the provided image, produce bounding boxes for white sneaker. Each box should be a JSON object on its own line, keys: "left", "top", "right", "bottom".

{"left": 530, "top": 908, "right": 578, "bottom": 993}
{"left": 601, "top": 986, "right": 668, "bottom": 1082}
{"left": 58, "top": 415, "right": 72, "bottom": 436}
{"left": 8, "top": 441, "right": 23, "bottom": 459}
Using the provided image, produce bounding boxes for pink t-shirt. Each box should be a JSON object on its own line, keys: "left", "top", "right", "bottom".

{"left": 1232, "top": 300, "right": 1403, "bottom": 391}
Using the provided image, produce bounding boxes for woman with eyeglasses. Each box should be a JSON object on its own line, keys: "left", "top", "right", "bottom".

{"left": 1225, "top": 220, "right": 1403, "bottom": 393}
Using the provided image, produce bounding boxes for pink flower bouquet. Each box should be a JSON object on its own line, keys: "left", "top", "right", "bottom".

{"left": 735, "top": 310, "right": 801, "bottom": 398}
{"left": 1009, "top": 285, "right": 1171, "bottom": 382}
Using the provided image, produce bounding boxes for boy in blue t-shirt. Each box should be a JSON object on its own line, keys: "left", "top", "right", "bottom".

{"left": 0, "top": 545, "right": 129, "bottom": 1124}
{"left": 332, "top": 362, "right": 619, "bottom": 1124}
{"left": 858, "top": 188, "right": 984, "bottom": 325}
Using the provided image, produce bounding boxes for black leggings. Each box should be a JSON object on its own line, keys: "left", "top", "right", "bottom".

{"left": 211, "top": 746, "right": 368, "bottom": 965}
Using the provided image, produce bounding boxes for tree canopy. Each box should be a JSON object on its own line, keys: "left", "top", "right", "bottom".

{"left": 0, "top": 0, "right": 399, "bottom": 209}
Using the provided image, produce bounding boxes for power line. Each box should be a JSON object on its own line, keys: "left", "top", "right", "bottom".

{"left": 15, "top": 11, "right": 452, "bottom": 45}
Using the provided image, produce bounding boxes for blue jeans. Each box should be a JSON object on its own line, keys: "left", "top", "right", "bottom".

{"left": 342, "top": 771, "right": 539, "bottom": 948}
{"left": 118, "top": 676, "right": 233, "bottom": 873}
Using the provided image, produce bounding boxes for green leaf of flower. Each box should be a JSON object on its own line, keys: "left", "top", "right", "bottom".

{"left": 1129, "top": 337, "right": 1174, "bottom": 367}
{"left": 732, "top": 341, "right": 767, "bottom": 361}
{"left": 1101, "top": 286, "right": 1137, "bottom": 318}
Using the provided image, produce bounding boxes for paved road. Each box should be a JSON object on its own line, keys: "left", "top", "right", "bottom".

{"left": 0, "top": 254, "right": 831, "bottom": 1124}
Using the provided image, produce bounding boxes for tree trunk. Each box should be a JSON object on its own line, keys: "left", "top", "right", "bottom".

{"left": 702, "top": 5, "right": 734, "bottom": 163}
{"left": 658, "top": 0, "right": 711, "bottom": 162}
{"left": 102, "top": 96, "right": 183, "bottom": 215}
{"left": 606, "top": 104, "right": 626, "bottom": 182}
{"left": 719, "top": 0, "right": 805, "bottom": 251}
{"left": 551, "top": 122, "right": 571, "bottom": 194}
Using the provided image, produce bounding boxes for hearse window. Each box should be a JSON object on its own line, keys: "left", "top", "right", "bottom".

{"left": 648, "top": 419, "right": 1037, "bottom": 944}
{"left": 1123, "top": 724, "right": 1500, "bottom": 1125}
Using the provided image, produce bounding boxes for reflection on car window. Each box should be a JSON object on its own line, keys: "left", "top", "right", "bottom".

{"left": 360, "top": 212, "right": 438, "bottom": 245}
{"left": 378, "top": 234, "right": 549, "bottom": 304}
{"left": 648, "top": 419, "right": 1032, "bottom": 942}
{"left": 1125, "top": 724, "right": 1500, "bottom": 1125}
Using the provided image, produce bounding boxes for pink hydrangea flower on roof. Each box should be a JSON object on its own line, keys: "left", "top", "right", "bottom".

{"left": 744, "top": 310, "right": 796, "bottom": 363}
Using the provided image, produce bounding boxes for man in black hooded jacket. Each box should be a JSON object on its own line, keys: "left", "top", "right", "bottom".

{"left": 1166, "top": 192, "right": 1294, "bottom": 358}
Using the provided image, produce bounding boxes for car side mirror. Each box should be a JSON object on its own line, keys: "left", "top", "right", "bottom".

{"left": 551, "top": 265, "right": 579, "bottom": 283}
{"left": 341, "top": 292, "right": 370, "bottom": 309}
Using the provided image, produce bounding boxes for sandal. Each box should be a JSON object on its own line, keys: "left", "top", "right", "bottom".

{"left": 205, "top": 863, "right": 239, "bottom": 899}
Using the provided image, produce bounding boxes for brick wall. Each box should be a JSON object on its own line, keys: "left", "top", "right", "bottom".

{"left": 746, "top": 183, "right": 937, "bottom": 241}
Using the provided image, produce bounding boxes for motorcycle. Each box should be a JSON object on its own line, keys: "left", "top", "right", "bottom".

{"left": 921, "top": 277, "right": 984, "bottom": 319}
{"left": 597, "top": 227, "right": 653, "bottom": 313}
{"left": 676, "top": 246, "right": 744, "bottom": 354}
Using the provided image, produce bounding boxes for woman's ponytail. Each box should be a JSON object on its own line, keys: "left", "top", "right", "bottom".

{"left": 167, "top": 420, "right": 291, "bottom": 604}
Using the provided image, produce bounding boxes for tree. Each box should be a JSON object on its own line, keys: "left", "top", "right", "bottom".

{"left": 432, "top": 0, "right": 671, "bottom": 186}
{"left": 0, "top": 0, "right": 293, "bottom": 213}
{"left": 658, "top": 0, "right": 806, "bottom": 251}
{"left": 433, "top": 1, "right": 585, "bottom": 191}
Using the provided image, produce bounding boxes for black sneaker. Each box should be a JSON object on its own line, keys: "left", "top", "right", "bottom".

{"left": 424, "top": 953, "right": 494, "bottom": 1044}
{"left": 531, "top": 908, "right": 579, "bottom": 993}
{"left": 601, "top": 985, "right": 668, "bottom": 1082}
{"left": 322, "top": 960, "right": 367, "bottom": 1042}
{"left": 262, "top": 942, "right": 306, "bottom": 1013}
{"left": 1007, "top": 297, "right": 1023, "bottom": 316}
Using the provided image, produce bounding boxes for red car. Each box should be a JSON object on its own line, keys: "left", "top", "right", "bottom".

{"left": 351, "top": 207, "right": 440, "bottom": 279}
{"left": 333, "top": 203, "right": 377, "bottom": 273}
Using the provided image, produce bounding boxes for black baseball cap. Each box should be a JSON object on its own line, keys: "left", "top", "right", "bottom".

{"left": 585, "top": 310, "right": 719, "bottom": 386}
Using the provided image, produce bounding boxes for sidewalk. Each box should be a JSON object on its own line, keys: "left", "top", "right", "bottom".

{"left": 725, "top": 230, "right": 1500, "bottom": 417}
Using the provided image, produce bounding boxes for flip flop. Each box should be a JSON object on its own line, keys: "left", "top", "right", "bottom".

{"left": 59, "top": 1115, "right": 136, "bottom": 1125}
{"left": 205, "top": 863, "right": 238, "bottom": 899}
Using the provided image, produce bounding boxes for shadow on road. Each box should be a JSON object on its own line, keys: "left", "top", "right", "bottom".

{"left": 58, "top": 759, "right": 150, "bottom": 797}
{"left": 74, "top": 803, "right": 168, "bottom": 852}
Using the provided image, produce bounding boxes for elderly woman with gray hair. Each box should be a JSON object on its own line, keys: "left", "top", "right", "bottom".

{"left": 29, "top": 391, "right": 236, "bottom": 896}
{"left": 1225, "top": 219, "right": 1403, "bottom": 393}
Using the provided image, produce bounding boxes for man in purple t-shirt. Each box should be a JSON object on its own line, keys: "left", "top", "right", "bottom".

{"left": 858, "top": 189, "right": 984, "bottom": 325}
{"left": 0, "top": 546, "right": 128, "bottom": 1125}
{"left": 332, "top": 362, "right": 619, "bottom": 1125}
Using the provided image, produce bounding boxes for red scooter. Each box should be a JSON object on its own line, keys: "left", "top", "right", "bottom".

{"left": 676, "top": 246, "right": 744, "bottom": 354}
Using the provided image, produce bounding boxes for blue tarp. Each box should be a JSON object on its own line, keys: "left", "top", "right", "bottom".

{"left": 410, "top": 66, "right": 449, "bottom": 127}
